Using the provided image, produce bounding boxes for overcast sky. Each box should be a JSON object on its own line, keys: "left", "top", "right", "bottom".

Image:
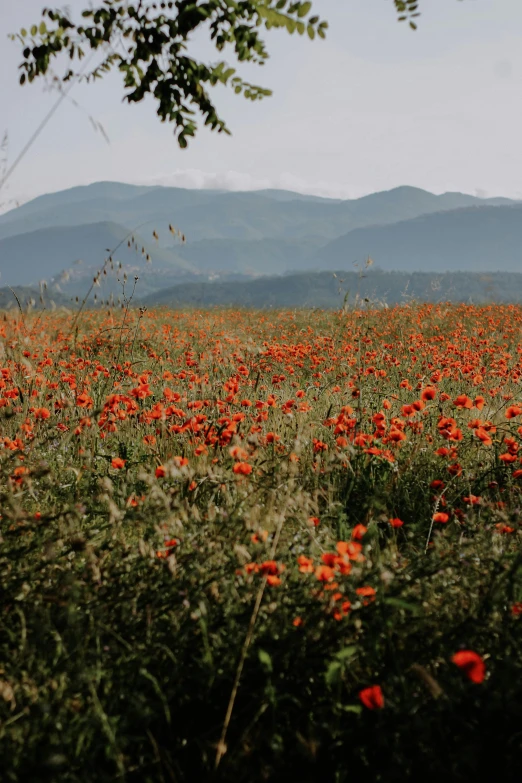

{"left": 2, "top": 0, "right": 522, "bottom": 206}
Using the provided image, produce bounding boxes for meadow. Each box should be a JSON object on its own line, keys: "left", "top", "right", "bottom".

{"left": 1, "top": 302, "right": 522, "bottom": 782}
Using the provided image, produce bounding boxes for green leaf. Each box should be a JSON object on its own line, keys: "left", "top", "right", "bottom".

{"left": 258, "top": 649, "right": 272, "bottom": 673}
{"left": 325, "top": 660, "right": 342, "bottom": 688}
{"left": 340, "top": 704, "right": 363, "bottom": 714}
{"left": 384, "top": 597, "right": 422, "bottom": 615}
{"left": 336, "top": 645, "right": 357, "bottom": 661}
{"left": 16, "top": 0, "right": 325, "bottom": 149}
{"left": 325, "top": 647, "right": 357, "bottom": 688}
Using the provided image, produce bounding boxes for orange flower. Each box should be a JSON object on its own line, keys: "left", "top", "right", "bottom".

{"left": 312, "top": 439, "right": 328, "bottom": 453}
{"left": 111, "top": 457, "right": 126, "bottom": 469}
{"left": 454, "top": 394, "right": 473, "bottom": 409}
{"left": 447, "top": 463, "right": 462, "bottom": 477}
{"left": 315, "top": 565, "right": 335, "bottom": 582}
{"left": 495, "top": 523, "right": 514, "bottom": 534}
{"left": 229, "top": 445, "right": 249, "bottom": 461}
{"left": 259, "top": 560, "right": 279, "bottom": 575}
{"left": 233, "top": 462, "right": 252, "bottom": 475}
{"left": 251, "top": 529, "right": 269, "bottom": 544}
{"left": 420, "top": 386, "right": 437, "bottom": 401}
{"left": 433, "top": 512, "right": 449, "bottom": 523}
{"left": 352, "top": 524, "right": 367, "bottom": 540}
{"left": 336, "top": 540, "right": 363, "bottom": 560}
{"left": 356, "top": 586, "right": 376, "bottom": 599}
{"left": 359, "top": 685, "right": 384, "bottom": 709}
{"left": 297, "top": 555, "right": 314, "bottom": 574}
{"left": 389, "top": 517, "right": 404, "bottom": 528}
{"left": 474, "top": 428, "right": 493, "bottom": 446}
{"left": 76, "top": 392, "right": 93, "bottom": 408}
{"left": 451, "top": 650, "right": 486, "bottom": 683}
{"left": 155, "top": 465, "right": 166, "bottom": 478}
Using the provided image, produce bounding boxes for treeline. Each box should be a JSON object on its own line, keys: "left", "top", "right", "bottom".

{"left": 140, "top": 270, "right": 522, "bottom": 309}
{"left": 3, "top": 270, "right": 522, "bottom": 311}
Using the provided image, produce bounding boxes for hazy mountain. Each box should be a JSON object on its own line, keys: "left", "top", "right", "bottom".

{"left": 0, "top": 285, "right": 74, "bottom": 310}
{"left": 252, "top": 189, "right": 343, "bottom": 203}
{"left": 0, "top": 221, "right": 194, "bottom": 288}
{"left": 0, "top": 182, "right": 513, "bottom": 244}
{"left": 139, "top": 270, "right": 522, "bottom": 310}
{"left": 173, "top": 236, "right": 324, "bottom": 275}
{"left": 0, "top": 182, "right": 520, "bottom": 291}
{"left": 314, "top": 204, "right": 522, "bottom": 273}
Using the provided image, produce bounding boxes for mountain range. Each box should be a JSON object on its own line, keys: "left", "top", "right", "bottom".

{"left": 0, "top": 181, "right": 520, "bottom": 303}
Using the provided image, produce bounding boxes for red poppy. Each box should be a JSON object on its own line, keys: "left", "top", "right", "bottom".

{"left": 352, "top": 524, "right": 368, "bottom": 540}
{"left": 454, "top": 395, "right": 473, "bottom": 409}
{"left": 356, "top": 586, "right": 376, "bottom": 598}
{"left": 359, "top": 685, "right": 384, "bottom": 709}
{"left": 451, "top": 650, "right": 486, "bottom": 683}
{"left": 233, "top": 462, "right": 252, "bottom": 475}
{"left": 420, "top": 386, "right": 437, "bottom": 401}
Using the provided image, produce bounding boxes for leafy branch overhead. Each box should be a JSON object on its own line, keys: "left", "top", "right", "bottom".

{"left": 11, "top": 1, "right": 328, "bottom": 148}
{"left": 12, "top": 1, "right": 446, "bottom": 147}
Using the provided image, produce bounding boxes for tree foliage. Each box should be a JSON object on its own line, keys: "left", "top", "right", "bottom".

{"left": 11, "top": 1, "right": 444, "bottom": 147}
{"left": 11, "top": 1, "right": 328, "bottom": 148}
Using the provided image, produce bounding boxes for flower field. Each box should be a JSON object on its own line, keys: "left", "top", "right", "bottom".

{"left": 2, "top": 303, "right": 522, "bottom": 781}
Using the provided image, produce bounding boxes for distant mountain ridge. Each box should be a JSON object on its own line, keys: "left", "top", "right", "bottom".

{"left": 0, "top": 221, "right": 193, "bottom": 288}
{"left": 1, "top": 182, "right": 513, "bottom": 244}
{"left": 314, "top": 204, "right": 522, "bottom": 273}
{"left": 0, "top": 181, "right": 519, "bottom": 293}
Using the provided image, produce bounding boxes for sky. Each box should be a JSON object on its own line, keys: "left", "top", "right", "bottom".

{"left": 2, "top": 0, "right": 522, "bottom": 207}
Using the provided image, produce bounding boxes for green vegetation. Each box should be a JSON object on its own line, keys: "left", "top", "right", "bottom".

{"left": 12, "top": 2, "right": 441, "bottom": 151}
{"left": 1, "top": 304, "right": 522, "bottom": 781}
{"left": 141, "top": 269, "right": 522, "bottom": 308}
